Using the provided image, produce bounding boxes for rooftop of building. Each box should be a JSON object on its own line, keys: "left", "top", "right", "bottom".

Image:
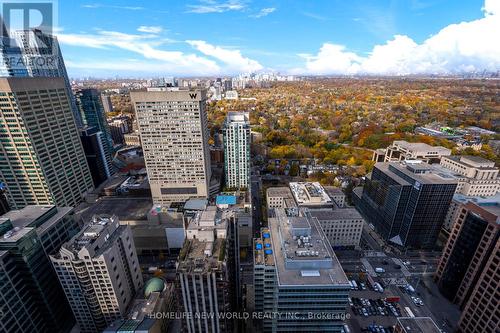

{"left": 375, "top": 161, "right": 459, "bottom": 186}
{"left": 184, "top": 198, "right": 208, "bottom": 211}
{"left": 310, "top": 207, "right": 363, "bottom": 221}
{"left": 216, "top": 195, "right": 237, "bottom": 205}
{"left": 323, "top": 186, "right": 345, "bottom": 196}
{"left": 462, "top": 200, "right": 500, "bottom": 224}
{"left": 0, "top": 226, "right": 34, "bottom": 243}
{"left": 226, "top": 111, "right": 250, "bottom": 123}
{"left": 75, "top": 197, "right": 152, "bottom": 222}
{"left": 391, "top": 140, "right": 451, "bottom": 154}
{"left": 256, "top": 207, "right": 349, "bottom": 286}
{"left": 2, "top": 205, "right": 58, "bottom": 227}
{"left": 127, "top": 292, "right": 161, "bottom": 322}
{"left": 60, "top": 215, "right": 123, "bottom": 257}
{"left": 443, "top": 155, "right": 497, "bottom": 170}
{"left": 0, "top": 205, "right": 73, "bottom": 237}
{"left": 267, "top": 187, "right": 294, "bottom": 198}
{"left": 177, "top": 237, "right": 226, "bottom": 274}
{"left": 186, "top": 206, "right": 229, "bottom": 233}
{"left": 119, "top": 174, "right": 150, "bottom": 191}
{"left": 289, "top": 182, "right": 333, "bottom": 206}
{"left": 130, "top": 88, "right": 206, "bottom": 102}
{"left": 396, "top": 317, "right": 441, "bottom": 333}
{"left": 452, "top": 192, "right": 500, "bottom": 206}
{"left": 103, "top": 292, "right": 161, "bottom": 333}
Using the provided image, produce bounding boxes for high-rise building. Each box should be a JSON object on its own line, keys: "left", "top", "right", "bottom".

{"left": 3, "top": 28, "right": 83, "bottom": 127}
{"left": 434, "top": 201, "right": 500, "bottom": 333}
{"left": 176, "top": 206, "right": 239, "bottom": 333}
{"left": 108, "top": 115, "right": 132, "bottom": 145}
{"left": 101, "top": 94, "right": 114, "bottom": 114}
{"left": 0, "top": 19, "right": 28, "bottom": 76}
{"left": 254, "top": 207, "right": 350, "bottom": 332}
{"left": 80, "top": 126, "right": 113, "bottom": 187}
{"left": 108, "top": 123, "right": 125, "bottom": 145}
{"left": 131, "top": 89, "right": 212, "bottom": 205}
{"left": 0, "top": 205, "right": 79, "bottom": 333}
{"left": 439, "top": 193, "right": 500, "bottom": 245}
{"left": 75, "top": 88, "right": 116, "bottom": 181}
{"left": 0, "top": 183, "right": 9, "bottom": 215}
{"left": 354, "top": 161, "right": 457, "bottom": 249}
{"left": 50, "top": 215, "right": 143, "bottom": 333}
{"left": 0, "top": 77, "right": 94, "bottom": 209}
{"left": 223, "top": 112, "right": 250, "bottom": 189}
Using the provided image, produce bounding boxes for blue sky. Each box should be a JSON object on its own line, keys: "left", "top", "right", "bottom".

{"left": 50, "top": 0, "right": 499, "bottom": 77}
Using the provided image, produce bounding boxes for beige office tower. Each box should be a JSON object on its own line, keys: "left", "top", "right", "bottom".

{"left": 131, "top": 89, "right": 211, "bottom": 205}
{"left": 51, "top": 215, "right": 143, "bottom": 333}
{"left": 0, "top": 77, "right": 93, "bottom": 209}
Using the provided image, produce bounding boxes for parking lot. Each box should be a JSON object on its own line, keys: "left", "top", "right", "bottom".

{"left": 346, "top": 279, "right": 401, "bottom": 332}
{"left": 344, "top": 272, "right": 460, "bottom": 333}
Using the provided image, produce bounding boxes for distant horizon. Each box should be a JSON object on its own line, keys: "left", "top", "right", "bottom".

{"left": 69, "top": 72, "right": 500, "bottom": 81}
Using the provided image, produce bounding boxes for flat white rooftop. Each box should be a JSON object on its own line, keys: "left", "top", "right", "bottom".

{"left": 289, "top": 182, "right": 332, "bottom": 206}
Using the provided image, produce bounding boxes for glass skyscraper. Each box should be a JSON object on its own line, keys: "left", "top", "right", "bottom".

{"left": 355, "top": 162, "right": 457, "bottom": 249}
{"left": 75, "top": 88, "right": 116, "bottom": 183}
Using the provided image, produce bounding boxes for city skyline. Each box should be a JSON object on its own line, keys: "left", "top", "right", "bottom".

{"left": 7, "top": 0, "right": 496, "bottom": 77}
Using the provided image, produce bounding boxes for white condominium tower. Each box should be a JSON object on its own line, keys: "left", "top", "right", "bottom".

{"left": 50, "top": 215, "right": 143, "bottom": 333}
{"left": 223, "top": 112, "right": 250, "bottom": 189}
{"left": 131, "top": 89, "right": 211, "bottom": 205}
{"left": 0, "top": 77, "right": 93, "bottom": 209}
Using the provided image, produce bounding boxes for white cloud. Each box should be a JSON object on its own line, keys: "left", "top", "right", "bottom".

{"left": 82, "top": 4, "right": 144, "bottom": 10}
{"left": 186, "top": 39, "right": 263, "bottom": 72}
{"left": 483, "top": 0, "right": 500, "bottom": 15}
{"left": 57, "top": 30, "right": 262, "bottom": 76}
{"left": 187, "top": 0, "right": 246, "bottom": 14}
{"left": 137, "top": 26, "right": 163, "bottom": 34}
{"left": 297, "top": 44, "right": 362, "bottom": 75}
{"left": 251, "top": 7, "right": 276, "bottom": 18}
{"left": 58, "top": 30, "right": 220, "bottom": 75}
{"left": 302, "top": 12, "right": 328, "bottom": 21}
{"left": 296, "top": 0, "right": 500, "bottom": 75}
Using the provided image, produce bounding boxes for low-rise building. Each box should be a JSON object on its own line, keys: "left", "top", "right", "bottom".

{"left": 439, "top": 155, "right": 499, "bottom": 197}
{"left": 289, "top": 182, "right": 335, "bottom": 209}
{"left": 103, "top": 278, "right": 175, "bottom": 333}
{"left": 373, "top": 140, "right": 451, "bottom": 164}
{"left": 309, "top": 208, "right": 364, "bottom": 249}
{"left": 324, "top": 186, "right": 346, "bottom": 207}
{"left": 124, "top": 131, "right": 142, "bottom": 146}
{"left": 224, "top": 90, "right": 238, "bottom": 100}
{"left": 266, "top": 187, "right": 296, "bottom": 209}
